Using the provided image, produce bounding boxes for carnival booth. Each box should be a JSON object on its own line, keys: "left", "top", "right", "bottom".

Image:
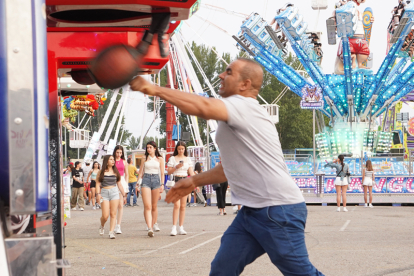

{"left": 0, "top": 0, "right": 200, "bottom": 275}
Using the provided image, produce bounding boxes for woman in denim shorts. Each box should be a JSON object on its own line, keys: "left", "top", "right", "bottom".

{"left": 96, "top": 155, "right": 127, "bottom": 239}
{"left": 167, "top": 141, "right": 195, "bottom": 236}
{"left": 137, "top": 141, "right": 165, "bottom": 237}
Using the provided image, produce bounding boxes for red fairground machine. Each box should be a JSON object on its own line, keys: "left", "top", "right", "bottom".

{"left": 0, "top": 1, "right": 199, "bottom": 275}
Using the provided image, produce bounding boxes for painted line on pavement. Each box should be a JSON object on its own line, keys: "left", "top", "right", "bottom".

{"left": 340, "top": 220, "right": 351, "bottom": 232}
{"left": 143, "top": 232, "right": 207, "bottom": 255}
{"left": 179, "top": 234, "right": 223, "bottom": 254}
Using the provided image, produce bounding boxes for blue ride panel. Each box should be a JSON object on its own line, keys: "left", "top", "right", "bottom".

{"left": 336, "top": 1, "right": 358, "bottom": 38}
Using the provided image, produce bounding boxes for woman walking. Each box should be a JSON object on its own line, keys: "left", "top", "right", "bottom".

{"left": 113, "top": 145, "right": 129, "bottom": 234}
{"left": 362, "top": 160, "right": 374, "bottom": 208}
{"left": 325, "top": 155, "right": 349, "bottom": 212}
{"left": 167, "top": 141, "right": 195, "bottom": 236}
{"left": 87, "top": 161, "right": 101, "bottom": 210}
{"left": 195, "top": 162, "right": 208, "bottom": 207}
{"left": 215, "top": 181, "right": 228, "bottom": 215}
{"left": 138, "top": 141, "right": 165, "bottom": 237}
{"left": 96, "top": 155, "right": 127, "bottom": 239}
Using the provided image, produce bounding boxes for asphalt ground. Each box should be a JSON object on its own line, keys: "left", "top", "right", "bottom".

{"left": 64, "top": 196, "right": 414, "bottom": 276}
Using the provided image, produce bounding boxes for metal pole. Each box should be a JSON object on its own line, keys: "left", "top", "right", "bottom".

{"left": 207, "top": 120, "right": 210, "bottom": 171}
{"left": 313, "top": 110, "right": 316, "bottom": 174}
{"left": 65, "top": 127, "right": 67, "bottom": 164}
{"left": 77, "top": 112, "right": 80, "bottom": 159}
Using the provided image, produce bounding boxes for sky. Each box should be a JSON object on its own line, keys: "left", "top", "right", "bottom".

{"left": 124, "top": 0, "right": 409, "bottom": 139}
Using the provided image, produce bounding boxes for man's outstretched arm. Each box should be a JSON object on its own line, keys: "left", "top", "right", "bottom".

{"left": 165, "top": 164, "right": 227, "bottom": 203}
{"left": 130, "top": 76, "right": 228, "bottom": 121}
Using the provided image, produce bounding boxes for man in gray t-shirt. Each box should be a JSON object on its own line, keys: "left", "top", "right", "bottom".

{"left": 130, "top": 58, "right": 324, "bottom": 276}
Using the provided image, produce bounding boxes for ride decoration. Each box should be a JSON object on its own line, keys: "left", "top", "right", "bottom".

{"left": 62, "top": 94, "right": 106, "bottom": 124}
{"left": 300, "top": 85, "right": 324, "bottom": 109}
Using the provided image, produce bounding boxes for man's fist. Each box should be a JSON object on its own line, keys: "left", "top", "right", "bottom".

{"left": 130, "top": 77, "right": 157, "bottom": 96}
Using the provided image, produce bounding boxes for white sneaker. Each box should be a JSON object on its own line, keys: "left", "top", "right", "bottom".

{"left": 170, "top": 226, "right": 177, "bottom": 236}
{"left": 364, "top": 203, "right": 368, "bottom": 208}
{"left": 178, "top": 226, "right": 187, "bottom": 235}
{"left": 191, "top": 203, "right": 197, "bottom": 207}
{"left": 148, "top": 229, "right": 154, "bottom": 237}
{"left": 336, "top": 207, "right": 341, "bottom": 212}
{"left": 114, "top": 225, "right": 122, "bottom": 234}
{"left": 99, "top": 226, "right": 104, "bottom": 236}
{"left": 369, "top": 203, "right": 373, "bottom": 208}
{"left": 343, "top": 207, "right": 348, "bottom": 212}
{"left": 109, "top": 231, "right": 115, "bottom": 239}
{"left": 153, "top": 223, "right": 160, "bottom": 232}
{"left": 80, "top": 208, "right": 84, "bottom": 211}
{"left": 146, "top": 226, "right": 149, "bottom": 231}
{"left": 71, "top": 207, "right": 76, "bottom": 211}
{"left": 92, "top": 206, "right": 96, "bottom": 210}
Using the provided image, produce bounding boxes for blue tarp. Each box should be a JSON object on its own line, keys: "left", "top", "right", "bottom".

{"left": 172, "top": 125, "right": 181, "bottom": 141}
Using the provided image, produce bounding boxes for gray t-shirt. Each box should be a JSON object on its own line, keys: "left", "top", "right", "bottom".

{"left": 82, "top": 165, "right": 92, "bottom": 182}
{"left": 216, "top": 95, "right": 304, "bottom": 208}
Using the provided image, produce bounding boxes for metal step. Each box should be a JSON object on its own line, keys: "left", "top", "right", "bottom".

{"left": 232, "top": 35, "right": 256, "bottom": 56}
{"left": 390, "top": 17, "right": 409, "bottom": 44}
{"left": 326, "top": 17, "right": 337, "bottom": 45}
{"left": 264, "top": 25, "right": 285, "bottom": 50}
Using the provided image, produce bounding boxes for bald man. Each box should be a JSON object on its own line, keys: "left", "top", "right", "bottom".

{"left": 130, "top": 58, "right": 323, "bottom": 276}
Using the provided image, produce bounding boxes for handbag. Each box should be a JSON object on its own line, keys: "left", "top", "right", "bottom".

{"left": 166, "top": 175, "right": 175, "bottom": 187}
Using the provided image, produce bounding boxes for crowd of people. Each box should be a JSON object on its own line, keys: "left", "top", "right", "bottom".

{"left": 65, "top": 141, "right": 234, "bottom": 239}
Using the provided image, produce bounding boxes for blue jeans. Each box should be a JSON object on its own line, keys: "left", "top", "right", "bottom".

{"left": 127, "top": 182, "right": 137, "bottom": 205}
{"left": 210, "top": 202, "right": 324, "bottom": 276}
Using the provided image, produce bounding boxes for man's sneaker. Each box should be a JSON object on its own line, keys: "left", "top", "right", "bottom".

{"left": 114, "top": 225, "right": 122, "bottom": 234}
{"left": 170, "top": 226, "right": 177, "bottom": 236}
{"left": 364, "top": 203, "right": 368, "bottom": 208}
{"left": 80, "top": 208, "right": 84, "bottom": 211}
{"left": 92, "top": 206, "right": 96, "bottom": 210}
{"left": 71, "top": 207, "right": 76, "bottom": 211}
{"left": 336, "top": 207, "right": 341, "bottom": 212}
{"left": 369, "top": 203, "right": 373, "bottom": 208}
{"left": 109, "top": 231, "right": 116, "bottom": 239}
{"left": 191, "top": 203, "right": 197, "bottom": 207}
{"left": 148, "top": 229, "right": 154, "bottom": 237}
{"left": 343, "top": 207, "right": 348, "bottom": 212}
{"left": 99, "top": 226, "right": 104, "bottom": 236}
{"left": 178, "top": 226, "right": 187, "bottom": 235}
{"left": 133, "top": 203, "right": 139, "bottom": 207}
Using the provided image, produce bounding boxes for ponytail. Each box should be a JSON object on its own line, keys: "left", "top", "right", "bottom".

{"left": 338, "top": 155, "right": 345, "bottom": 169}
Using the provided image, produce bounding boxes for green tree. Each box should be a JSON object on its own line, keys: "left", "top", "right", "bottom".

{"left": 128, "top": 135, "right": 166, "bottom": 151}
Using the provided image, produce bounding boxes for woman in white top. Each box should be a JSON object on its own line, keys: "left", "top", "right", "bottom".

{"left": 362, "top": 160, "right": 374, "bottom": 208}
{"left": 167, "top": 141, "right": 195, "bottom": 236}
{"left": 138, "top": 141, "right": 165, "bottom": 237}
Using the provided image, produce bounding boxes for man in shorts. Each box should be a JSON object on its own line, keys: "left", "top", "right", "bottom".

{"left": 130, "top": 58, "right": 324, "bottom": 275}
